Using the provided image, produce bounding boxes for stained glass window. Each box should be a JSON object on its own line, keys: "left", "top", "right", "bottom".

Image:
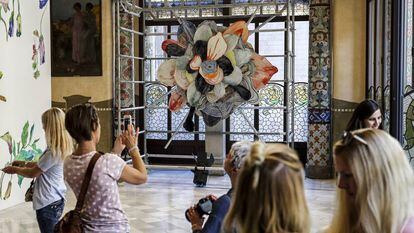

{"left": 145, "top": 84, "right": 168, "bottom": 139}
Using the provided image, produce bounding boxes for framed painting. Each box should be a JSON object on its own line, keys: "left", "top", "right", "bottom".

{"left": 51, "top": 0, "right": 102, "bottom": 76}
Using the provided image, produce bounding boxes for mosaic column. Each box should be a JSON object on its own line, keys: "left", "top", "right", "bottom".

{"left": 306, "top": 0, "right": 333, "bottom": 179}
{"left": 114, "top": 10, "right": 135, "bottom": 137}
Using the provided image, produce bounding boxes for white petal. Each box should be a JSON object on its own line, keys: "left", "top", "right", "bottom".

{"left": 157, "top": 59, "right": 176, "bottom": 86}
{"left": 224, "top": 34, "right": 239, "bottom": 53}
{"left": 234, "top": 48, "right": 253, "bottom": 66}
{"left": 194, "top": 25, "right": 213, "bottom": 42}
{"left": 223, "top": 66, "right": 243, "bottom": 86}
{"left": 187, "top": 82, "right": 202, "bottom": 107}
{"left": 206, "top": 82, "right": 226, "bottom": 103}
{"left": 174, "top": 69, "right": 190, "bottom": 90}
{"left": 207, "top": 32, "right": 228, "bottom": 60}
{"left": 190, "top": 56, "right": 202, "bottom": 71}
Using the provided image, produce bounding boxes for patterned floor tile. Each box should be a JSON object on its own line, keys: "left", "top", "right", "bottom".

{"left": 0, "top": 170, "right": 335, "bottom": 233}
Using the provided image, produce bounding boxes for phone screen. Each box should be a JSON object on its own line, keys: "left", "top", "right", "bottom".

{"left": 123, "top": 115, "right": 132, "bottom": 130}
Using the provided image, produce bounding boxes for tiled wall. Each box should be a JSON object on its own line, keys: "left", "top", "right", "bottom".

{"left": 306, "top": 0, "right": 333, "bottom": 179}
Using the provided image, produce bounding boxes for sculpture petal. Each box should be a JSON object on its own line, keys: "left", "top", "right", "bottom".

{"left": 223, "top": 21, "right": 249, "bottom": 43}
{"left": 223, "top": 66, "right": 242, "bottom": 86}
{"left": 177, "top": 20, "right": 196, "bottom": 44}
{"left": 189, "top": 55, "right": 202, "bottom": 71}
{"left": 157, "top": 59, "right": 176, "bottom": 87}
{"left": 234, "top": 48, "right": 253, "bottom": 66}
{"left": 194, "top": 24, "right": 213, "bottom": 42}
{"left": 206, "top": 82, "right": 226, "bottom": 103}
{"left": 223, "top": 34, "right": 239, "bottom": 53}
{"left": 200, "top": 66, "right": 224, "bottom": 85}
{"left": 185, "top": 71, "right": 197, "bottom": 83}
{"left": 187, "top": 82, "right": 202, "bottom": 107}
{"left": 251, "top": 54, "right": 278, "bottom": 89}
{"left": 207, "top": 32, "right": 227, "bottom": 61}
{"left": 174, "top": 69, "right": 190, "bottom": 90}
{"left": 169, "top": 88, "right": 187, "bottom": 112}
{"left": 162, "top": 39, "right": 186, "bottom": 57}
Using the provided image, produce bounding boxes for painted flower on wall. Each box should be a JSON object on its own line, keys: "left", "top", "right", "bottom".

{"left": 0, "top": 122, "right": 43, "bottom": 200}
{"left": 0, "top": 71, "right": 5, "bottom": 102}
{"left": 7, "top": 10, "right": 13, "bottom": 37}
{"left": 15, "top": 12, "right": 20, "bottom": 36}
{"left": 0, "top": 0, "right": 22, "bottom": 40}
{"left": 39, "top": 0, "right": 47, "bottom": 9}
{"left": 0, "top": 4, "right": 9, "bottom": 41}
{"left": 31, "top": 0, "right": 48, "bottom": 78}
{"left": 156, "top": 19, "right": 278, "bottom": 131}
{"left": 32, "top": 33, "right": 40, "bottom": 79}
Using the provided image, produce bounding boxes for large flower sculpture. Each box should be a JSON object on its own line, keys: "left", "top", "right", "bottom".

{"left": 157, "top": 20, "right": 278, "bottom": 132}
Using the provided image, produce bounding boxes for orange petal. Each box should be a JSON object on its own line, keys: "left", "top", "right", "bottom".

{"left": 251, "top": 54, "right": 278, "bottom": 90}
{"left": 203, "top": 68, "right": 224, "bottom": 85}
{"left": 223, "top": 21, "right": 249, "bottom": 43}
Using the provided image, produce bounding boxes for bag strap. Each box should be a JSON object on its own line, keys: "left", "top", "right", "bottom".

{"left": 75, "top": 152, "right": 102, "bottom": 211}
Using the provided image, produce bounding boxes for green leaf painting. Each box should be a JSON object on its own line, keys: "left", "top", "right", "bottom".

{"left": 21, "top": 121, "right": 29, "bottom": 147}
{"left": 28, "top": 124, "right": 34, "bottom": 146}
{"left": 0, "top": 122, "right": 43, "bottom": 197}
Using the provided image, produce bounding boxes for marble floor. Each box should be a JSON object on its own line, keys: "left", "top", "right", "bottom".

{"left": 0, "top": 169, "right": 336, "bottom": 233}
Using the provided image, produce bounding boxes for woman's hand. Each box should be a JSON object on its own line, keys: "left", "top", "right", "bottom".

{"left": 188, "top": 206, "right": 203, "bottom": 231}
{"left": 111, "top": 135, "right": 126, "bottom": 155}
{"left": 2, "top": 166, "right": 17, "bottom": 174}
{"left": 207, "top": 194, "right": 218, "bottom": 202}
{"left": 122, "top": 125, "right": 139, "bottom": 150}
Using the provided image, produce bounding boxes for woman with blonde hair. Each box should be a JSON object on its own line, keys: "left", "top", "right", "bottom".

{"left": 327, "top": 129, "right": 414, "bottom": 233}
{"left": 2, "top": 107, "right": 73, "bottom": 233}
{"left": 222, "top": 142, "right": 310, "bottom": 233}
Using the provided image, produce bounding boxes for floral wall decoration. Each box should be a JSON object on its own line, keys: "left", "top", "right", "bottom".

{"left": 31, "top": 0, "right": 48, "bottom": 79}
{"left": 0, "top": 0, "right": 48, "bottom": 78}
{"left": 0, "top": 0, "right": 51, "bottom": 210}
{"left": 0, "top": 122, "right": 42, "bottom": 200}
{"left": 0, "top": 0, "right": 22, "bottom": 41}
{"left": 0, "top": 71, "right": 5, "bottom": 102}
{"left": 157, "top": 19, "right": 278, "bottom": 132}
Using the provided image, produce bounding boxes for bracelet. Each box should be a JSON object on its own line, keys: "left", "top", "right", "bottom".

{"left": 128, "top": 146, "right": 139, "bottom": 154}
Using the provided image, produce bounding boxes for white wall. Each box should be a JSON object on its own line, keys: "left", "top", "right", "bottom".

{"left": 0, "top": 1, "right": 51, "bottom": 210}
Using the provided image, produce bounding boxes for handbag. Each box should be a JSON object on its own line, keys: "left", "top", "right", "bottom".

{"left": 54, "top": 153, "right": 102, "bottom": 233}
{"left": 25, "top": 179, "right": 35, "bottom": 202}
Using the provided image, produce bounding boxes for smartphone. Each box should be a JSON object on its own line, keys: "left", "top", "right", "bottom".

{"left": 123, "top": 115, "right": 132, "bottom": 131}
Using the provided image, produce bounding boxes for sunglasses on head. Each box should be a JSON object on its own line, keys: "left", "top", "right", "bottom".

{"left": 342, "top": 131, "right": 368, "bottom": 146}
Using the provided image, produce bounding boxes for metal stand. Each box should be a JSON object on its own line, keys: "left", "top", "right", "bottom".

{"left": 114, "top": 0, "right": 297, "bottom": 168}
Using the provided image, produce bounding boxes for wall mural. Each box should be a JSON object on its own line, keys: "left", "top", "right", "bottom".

{"left": 0, "top": 0, "right": 48, "bottom": 107}
{"left": 32, "top": 0, "right": 48, "bottom": 79}
{"left": 0, "top": 0, "right": 22, "bottom": 41}
{"left": 0, "top": 122, "right": 43, "bottom": 200}
{"left": 0, "top": 0, "right": 50, "bottom": 209}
